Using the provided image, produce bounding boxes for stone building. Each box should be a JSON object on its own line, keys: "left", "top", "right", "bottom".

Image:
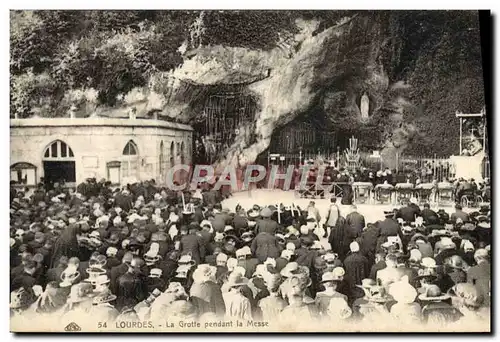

{"left": 10, "top": 117, "right": 193, "bottom": 188}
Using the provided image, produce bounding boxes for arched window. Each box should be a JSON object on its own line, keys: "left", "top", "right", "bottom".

{"left": 180, "top": 141, "right": 185, "bottom": 164}
{"left": 123, "top": 140, "right": 138, "bottom": 156}
{"left": 43, "top": 140, "right": 75, "bottom": 160}
{"left": 122, "top": 140, "right": 139, "bottom": 179}
{"left": 159, "top": 141, "right": 166, "bottom": 180}
{"left": 170, "top": 141, "right": 175, "bottom": 167}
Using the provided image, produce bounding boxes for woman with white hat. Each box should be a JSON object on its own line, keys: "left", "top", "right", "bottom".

{"left": 388, "top": 276, "right": 422, "bottom": 324}
{"left": 189, "top": 264, "right": 225, "bottom": 318}
{"left": 222, "top": 272, "right": 252, "bottom": 321}
{"left": 314, "top": 267, "right": 347, "bottom": 316}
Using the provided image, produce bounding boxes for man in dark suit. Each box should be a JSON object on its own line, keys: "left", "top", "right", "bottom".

{"left": 255, "top": 207, "right": 278, "bottom": 235}
{"left": 397, "top": 199, "right": 421, "bottom": 223}
{"left": 116, "top": 257, "right": 148, "bottom": 311}
{"left": 345, "top": 205, "right": 365, "bottom": 241}
{"left": 179, "top": 225, "right": 206, "bottom": 264}
{"left": 451, "top": 204, "right": 470, "bottom": 223}
{"left": 421, "top": 203, "right": 438, "bottom": 224}
{"left": 110, "top": 252, "right": 133, "bottom": 295}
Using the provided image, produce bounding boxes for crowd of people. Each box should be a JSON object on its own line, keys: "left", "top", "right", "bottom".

{"left": 9, "top": 177, "right": 491, "bottom": 331}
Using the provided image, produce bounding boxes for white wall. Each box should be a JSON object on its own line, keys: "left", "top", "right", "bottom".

{"left": 10, "top": 123, "right": 192, "bottom": 185}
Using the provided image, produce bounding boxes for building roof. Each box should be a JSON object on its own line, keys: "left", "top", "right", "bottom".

{"left": 10, "top": 117, "right": 193, "bottom": 132}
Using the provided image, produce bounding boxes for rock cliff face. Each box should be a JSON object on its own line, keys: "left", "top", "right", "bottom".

{"left": 11, "top": 11, "right": 485, "bottom": 168}
{"left": 157, "top": 13, "right": 416, "bottom": 169}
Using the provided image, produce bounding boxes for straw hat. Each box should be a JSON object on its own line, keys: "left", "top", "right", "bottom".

{"left": 418, "top": 284, "right": 451, "bottom": 301}
{"left": 420, "top": 257, "right": 437, "bottom": 269}
{"left": 321, "top": 267, "right": 344, "bottom": 283}
{"left": 60, "top": 265, "right": 81, "bottom": 288}
{"left": 227, "top": 272, "right": 249, "bottom": 288}
{"left": 389, "top": 276, "right": 417, "bottom": 304}
{"left": 92, "top": 290, "right": 117, "bottom": 305}
{"left": 178, "top": 255, "right": 195, "bottom": 266}
{"left": 149, "top": 268, "right": 163, "bottom": 278}
{"left": 67, "top": 283, "right": 94, "bottom": 303}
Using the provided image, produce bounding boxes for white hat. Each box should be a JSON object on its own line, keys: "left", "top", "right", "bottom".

{"left": 216, "top": 253, "right": 228, "bottom": 264}
{"left": 349, "top": 241, "right": 360, "bottom": 253}
{"left": 389, "top": 276, "right": 417, "bottom": 304}
{"left": 332, "top": 267, "right": 345, "bottom": 278}
{"left": 106, "top": 247, "right": 118, "bottom": 257}
{"left": 281, "top": 250, "right": 293, "bottom": 259}
{"left": 300, "top": 225, "right": 309, "bottom": 235}
{"left": 253, "top": 264, "right": 268, "bottom": 278}
{"left": 95, "top": 274, "right": 110, "bottom": 285}
{"left": 89, "top": 231, "right": 101, "bottom": 239}
{"left": 421, "top": 257, "right": 437, "bottom": 268}
{"left": 440, "top": 237, "right": 456, "bottom": 249}
{"left": 311, "top": 241, "right": 323, "bottom": 250}
{"left": 226, "top": 258, "right": 238, "bottom": 271}
{"left": 113, "top": 216, "right": 122, "bottom": 226}
{"left": 233, "top": 266, "right": 246, "bottom": 277}
{"left": 409, "top": 249, "right": 422, "bottom": 262}
{"left": 149, "top": 268, "right": 162, "bottom": 278}
{"left": 200, "top": 220, "right": 212, "bottom": 228}
{"left": 462, "top": 240, "right": 475, "bottom": 252}
{"left": 178, "top": 255, "right": 195, "bottom": 265}
{"left": 224, "top": 225, "right": 234, "bottom": 232}
{"left": 264, "top": 258, "right": 276, "bottom": 268}
{"left": 236, "top": 246, "right": 251, "bottom": 258}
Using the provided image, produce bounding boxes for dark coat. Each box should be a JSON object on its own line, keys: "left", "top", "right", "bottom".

{"left": 50, "top": 225, "right": 80, "bottom": 268}
{"left": 345, "top": 212, "right": 365, "bottom": 239}
{"left": 180, "top": 234, "right": 205, "bottom": 264}
{"left": 421, "top": 208, "right": 439, "bottom": 224}
{"left": 329, "top": 217, "right": 350, "bottom": 260}
{"left": 378, "top": 218, "right": 400, "bottom": 237}
{"left": 237, "top": 258, "right": 260, "bottom": 279}
{"left": 116, "top": 272, "right": 148, "bottom": 311}
{"left": 255, "top": 218, "right": 278, "bottom": 235}
{"left": 396, "top": 204, "right": 420, "bottom": 222}
{"left": 344, "top": 252, "right": 369, "bottom": 286}
{"left": 110, "top": 263, "right": 129, "bottom": 294}
{"left": 251, "top": 232, "right": 280, "bottom": 263}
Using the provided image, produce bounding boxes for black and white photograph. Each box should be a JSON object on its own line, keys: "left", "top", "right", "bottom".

{"left": 8, "top": 9, "right": 491, "bottom": 333}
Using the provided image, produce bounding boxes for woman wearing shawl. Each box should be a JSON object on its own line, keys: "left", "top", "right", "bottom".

{"left": 50, "top": 224, "right": 80, "bottom": 268}
{"left": 329, "top": 216, "right": 349, "bottom": 260}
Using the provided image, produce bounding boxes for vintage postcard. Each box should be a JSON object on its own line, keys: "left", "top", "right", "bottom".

{"left": 10, "top": 10, "right": 491, "bottom": 333}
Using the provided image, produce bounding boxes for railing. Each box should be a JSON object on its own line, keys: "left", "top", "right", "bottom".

{"left": 398, "top": 156, "right": 456, "bottom": 182}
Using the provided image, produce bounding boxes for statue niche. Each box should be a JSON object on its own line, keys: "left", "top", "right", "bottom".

{"left": 360, "top": 93, "right": 370, "bottom": 120}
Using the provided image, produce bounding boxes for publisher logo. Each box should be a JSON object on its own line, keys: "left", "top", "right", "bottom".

{"left": 64, "top": 322, "right": 81, "bottom": 332}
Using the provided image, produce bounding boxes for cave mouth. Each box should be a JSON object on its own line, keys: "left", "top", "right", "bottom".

{"left": 257, "top": 109, "right": 344, "bottom": 166}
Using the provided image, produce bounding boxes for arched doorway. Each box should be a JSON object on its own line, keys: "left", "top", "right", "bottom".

{"left": 159, "top": 141, "right": 166, "bottom": 181}
{"left": 42, "top": 140, "right": 76, "bottom": 184}
{"left": 170, "top": 141, "right": 175, "bottom": 167}
{"left": 180, "top": 141, "right": 185, "bottom": 164}
{"left": 122, "top": 140, "right": 139, "bottom": 180}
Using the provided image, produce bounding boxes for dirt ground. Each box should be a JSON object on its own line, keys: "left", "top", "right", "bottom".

{"left": 222, "top": 189, "right": 464, "bottom": 226}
